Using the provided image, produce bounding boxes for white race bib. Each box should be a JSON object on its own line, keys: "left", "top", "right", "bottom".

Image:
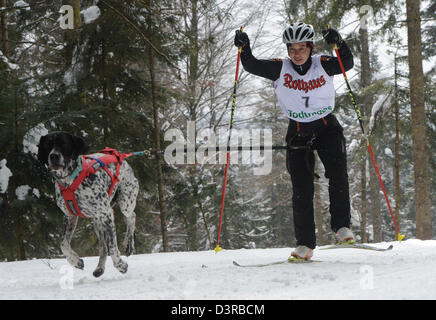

{"left": 273, "top": 55, "right": 335, "bottom": 122}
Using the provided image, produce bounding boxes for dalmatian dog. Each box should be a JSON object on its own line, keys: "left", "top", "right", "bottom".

{"left": 37, "top": 132, "right": 138, "bottom": 277}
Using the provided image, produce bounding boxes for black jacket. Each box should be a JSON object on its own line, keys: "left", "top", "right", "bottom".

{"left": 240, "top": 41, "right": 354, "bottom": 80}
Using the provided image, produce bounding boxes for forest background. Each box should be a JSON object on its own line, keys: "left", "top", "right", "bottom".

{"left": 0, "top": 0, "right": 434, "bottom": 261}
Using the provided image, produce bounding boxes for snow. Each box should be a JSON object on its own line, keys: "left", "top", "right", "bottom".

{"left": 63, "top": 69, "right": 75, "bottom": 87}
{"left": 13, "top": 1, "right": 30, "bottom": 10}
{"left": 23, "top": 123, "right": 48, "bottom": 156}
{"left": 1, "top": 239, "right": 436, "bottom": 299}
{"left": 0, "top": 50, "right": 19, "bottom": 70}
{"left": 63, "top": 39, "right": 89, "bottom": 90}
{"left": 369, "top": 93, "right": 391, "bottom": 132}
{"left": 384, "top": 148, "right": 393, "bottom": 158}
{"left": 81, "top": 6, "right": 101, "bottom": 24}
{"left": 0, "top": 159, "right": 12, "bottom": 193}
{"left": 15, "top": 185, "right": 31, "bottom": 200}
{"left": 348, "top": 138, "right": 360, "bottom": 154}
{"left": 32, "top": 188, "right": 40, "bottom": 198}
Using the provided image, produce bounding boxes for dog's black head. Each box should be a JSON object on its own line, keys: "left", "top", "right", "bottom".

{"left": 38, "top": 132, "right": 89, "bottom": 178}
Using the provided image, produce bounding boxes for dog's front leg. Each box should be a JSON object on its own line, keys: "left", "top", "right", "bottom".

{"left": 92, "top": 218, "right": 108, "bottom": 277}
{"left": 61, "top": 215, "right": 84, "bottom": 269}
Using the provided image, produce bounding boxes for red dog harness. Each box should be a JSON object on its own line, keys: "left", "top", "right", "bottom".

{"left": 56, "top": 147, "right": 135, "bottom": 218}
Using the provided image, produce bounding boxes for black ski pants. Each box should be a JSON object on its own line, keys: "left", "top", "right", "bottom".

{"left": 285, "top": 113, "right": 351, "bottom": 249}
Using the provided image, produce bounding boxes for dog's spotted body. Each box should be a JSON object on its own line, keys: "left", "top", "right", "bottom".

{"left": 38, "top": 132, "right": 138, "bottom": 277}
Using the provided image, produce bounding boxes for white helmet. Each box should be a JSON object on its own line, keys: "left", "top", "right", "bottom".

{"left": 282, "top": 22, "right": 315, "bottom": 44}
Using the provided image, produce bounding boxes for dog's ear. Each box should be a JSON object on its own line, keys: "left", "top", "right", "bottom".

{"left": 37, "top": 135, "right": 49, "bottom": 165}
{"left": 71, "top": 135, "right": 89, "bottom": 159}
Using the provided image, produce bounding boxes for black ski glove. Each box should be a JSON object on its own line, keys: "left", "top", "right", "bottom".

{"left": 234, "top": 29, "right": 250, "bottom": 48}
{"left": 322, "top": 28, "right": 342, "bottom": 45}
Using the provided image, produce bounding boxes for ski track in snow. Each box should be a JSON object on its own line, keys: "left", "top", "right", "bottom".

{"left": 1, "top": 239, "right": 436, "bottom": 300}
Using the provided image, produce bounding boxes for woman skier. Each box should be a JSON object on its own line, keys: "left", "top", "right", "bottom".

{"left": 234, "top": 23, "right": 355, "bottom": 260}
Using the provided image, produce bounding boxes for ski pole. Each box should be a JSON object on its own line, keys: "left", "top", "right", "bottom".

{"left": 326, "top": 25, "right": 405, "bottom": 241}
{"left": 215, "top": 27, "right": 244, "bottom": 253}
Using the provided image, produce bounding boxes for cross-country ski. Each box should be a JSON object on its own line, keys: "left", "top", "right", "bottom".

{"left": 233, "top": 257, "right": 322, "bottom": 268}
{"left": 233, "top": 243, "right": 392, "bottom": 267}
{"left": 320, "top": 243, "right": 394, "bottom": 252}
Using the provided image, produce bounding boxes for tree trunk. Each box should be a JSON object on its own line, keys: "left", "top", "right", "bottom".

{"left": 359, "top": 26, "right": 374, "bottom": 242}
{"left": 64, "top": 0, "right": 81, "bottom": 54}
{"left": 406, "top": 0, "right": 431, "bottom": 239}
{"left": 370, "top": 152, "right": 382, "bottom": 242}
{"left": 185, "top": 0, "right": 200, "bottom": 250}
{"left": 150, "top": 51, "right": 168, "bottom": 252}
{"left": 14, "top": 88, "right": 26, "bottom": 260}
{"left": 16, "top": 217, "right": 26, "bottom": 260}
{"left": 1, "top": 0, "right": 8, "bottom": 57}
{"left": 198, "top": 199, "right": 213, "bottom": 249}
{"left": 394, "top": 54, "right": 401, "bottom": 228}
{"left": 1, "top": 0, "right": 10, "bottom": 238}
{"left": 314, "top": 153, "right": 324, "bottom": 245}
{"left": 360, "top": 159, "right": 368, "bottom": 242}
{"left": 186, "top": 178, "right": 199, "bottom": 251}
{"left": 63, "top": 0, "right": 81, "bottom": 113}
{"left": 71, "top": 0, "right": 81, "bottom": 28}
{"left": 145, "top": 3, "right": 168, "bottom": 251}
{"left": 188, "top": 0, "right": 199, "bottom": 107}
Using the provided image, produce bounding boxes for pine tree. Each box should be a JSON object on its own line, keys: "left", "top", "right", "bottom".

{"left": 406, "top": 0, "right": 431, "bottom": 239}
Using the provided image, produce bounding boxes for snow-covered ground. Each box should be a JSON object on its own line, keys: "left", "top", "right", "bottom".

{"left": 1, "top": 239, "right": 436, "bottom": 300}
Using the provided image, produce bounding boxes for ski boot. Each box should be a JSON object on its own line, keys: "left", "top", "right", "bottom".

{"left": 290, "top": 245, "right": 313, "bottom": 260}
